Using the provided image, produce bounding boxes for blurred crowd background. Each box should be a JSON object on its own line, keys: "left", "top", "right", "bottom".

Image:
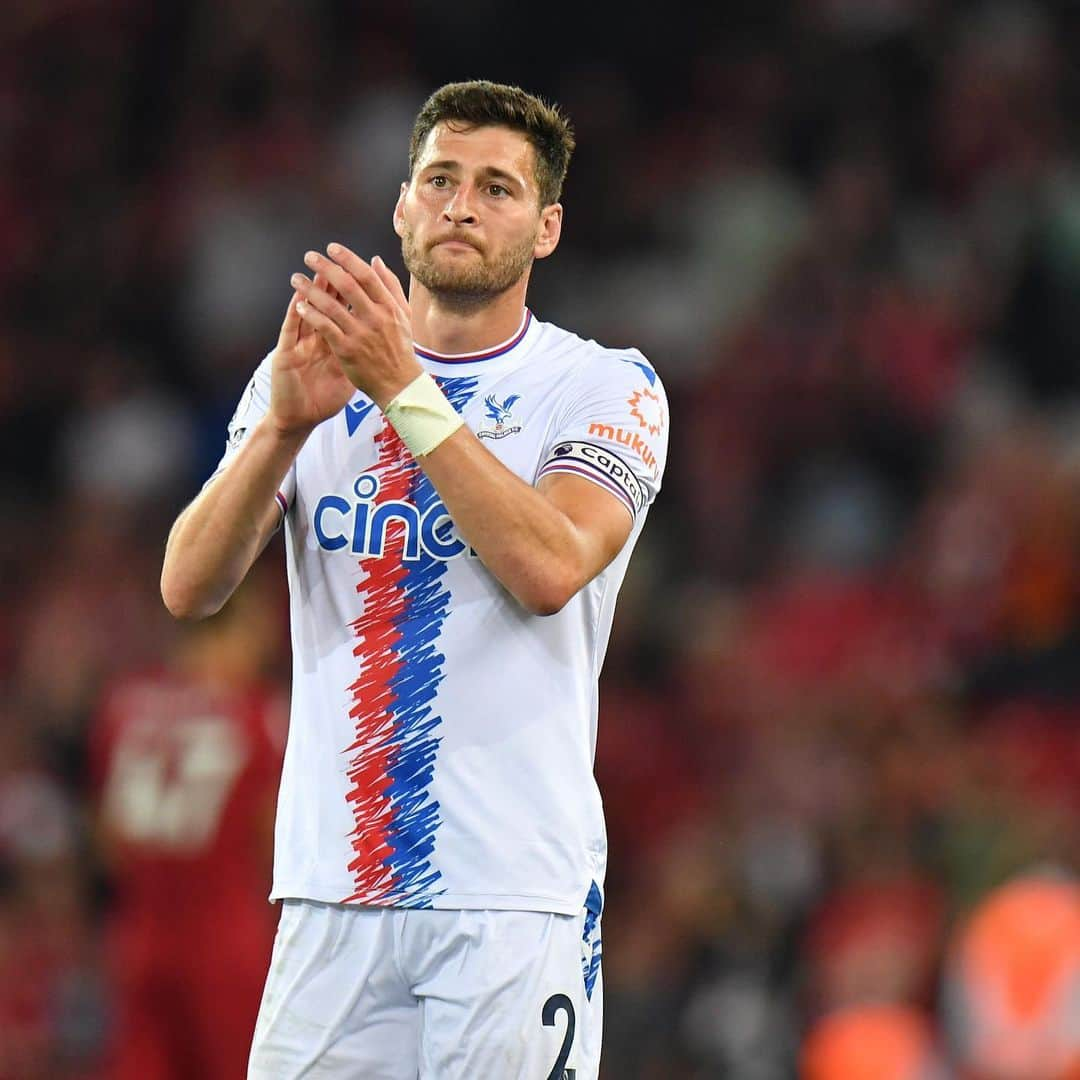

{"left": 3, "top": 0, "right": 1079, "bottom": 1077}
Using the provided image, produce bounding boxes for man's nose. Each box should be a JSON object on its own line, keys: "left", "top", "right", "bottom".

{"left": 442, "top": 184, "right": 479, "bottom": 225}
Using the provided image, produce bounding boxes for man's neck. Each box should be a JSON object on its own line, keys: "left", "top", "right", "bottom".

{"left": 408, "top": 278, "right": 530, "bottom": 356}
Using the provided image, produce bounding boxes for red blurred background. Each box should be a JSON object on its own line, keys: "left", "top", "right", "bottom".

{"left": 1, "top": 1, "right": 1078, "bottom": 1076}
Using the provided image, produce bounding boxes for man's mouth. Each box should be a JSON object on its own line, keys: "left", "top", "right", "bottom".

{"left": 434, "top": 238, "right": 480, "bottom": 253}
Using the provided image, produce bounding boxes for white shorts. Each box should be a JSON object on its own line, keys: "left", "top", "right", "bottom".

{"left": 248, "top": 899, "right": 603, "bottom": 1079}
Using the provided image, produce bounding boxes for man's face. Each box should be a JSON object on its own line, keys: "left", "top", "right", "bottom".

{"left": 394, "top": 123, "right": 561, "bottom": 308}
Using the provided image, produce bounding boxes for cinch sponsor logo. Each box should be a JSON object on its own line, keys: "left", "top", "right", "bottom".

{"left": 586, "top": 423, "right": 658, "bottom": 475}
{"left": 313, "top": 473, "right": 470, "bottom": 561}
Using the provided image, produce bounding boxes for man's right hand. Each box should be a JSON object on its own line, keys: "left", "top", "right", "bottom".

{"left": 163, "top": 272, "right": 359, "bottom": 620}
{"left": 268, "top": 272, "right": 357, "bottom": 438}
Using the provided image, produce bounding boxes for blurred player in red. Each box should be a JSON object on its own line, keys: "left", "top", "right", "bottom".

{"left": 91, "top": 573, "right": 287, "bottom": 1080}
{"left": 944, "top": 873, "right": 1080, "bottom": 1080}
{"left": 801, "top": 1004, "right": 946, "bottom": 1080}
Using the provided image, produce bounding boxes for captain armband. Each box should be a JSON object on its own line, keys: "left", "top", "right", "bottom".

{"left": 536, "top": 440, "right": 646, "bottom": 521}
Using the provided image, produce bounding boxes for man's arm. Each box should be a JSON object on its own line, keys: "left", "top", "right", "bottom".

{"left": 165, "top": 382, "right": 632, "bottom": 621}
{"left": 162, "top": 274, "right": 356, "bottom": 619}
{"left": 161, "top": 420, "right": 303, "bottom": 619}
{"left": 291, "top": 245, "right": 638, "bottom": 616}
{"left": 416, "top": 427, "right": 633, "bottom": 615}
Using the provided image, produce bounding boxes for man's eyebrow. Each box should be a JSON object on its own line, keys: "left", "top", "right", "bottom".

{"left": 420, "top": 160, "right": 526, "bottom": 188}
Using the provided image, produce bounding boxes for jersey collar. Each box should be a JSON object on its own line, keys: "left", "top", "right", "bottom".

{"left": 414, "top": 309, "right": 533, "bottom": 367}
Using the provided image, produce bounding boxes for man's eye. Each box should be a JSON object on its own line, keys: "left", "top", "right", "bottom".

{"left": 431, "top": 175, "right": 448, "bottom": 188}
{"left": 488, "top": 184, "right": 508, "bottom": 197}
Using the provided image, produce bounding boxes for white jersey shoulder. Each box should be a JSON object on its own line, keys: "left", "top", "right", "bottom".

{"left": 530, "top": 321, "right": 668, "bottom": 517}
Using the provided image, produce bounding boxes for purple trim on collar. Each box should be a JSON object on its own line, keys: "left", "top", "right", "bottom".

{"left": 414, "top": 310, "right": 532, "bottom": 364}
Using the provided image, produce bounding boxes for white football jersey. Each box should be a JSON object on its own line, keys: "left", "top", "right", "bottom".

{"left": 212, "top": 309, "right": 668, "bottom": 915}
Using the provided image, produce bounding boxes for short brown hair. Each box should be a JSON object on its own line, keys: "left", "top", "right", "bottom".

{"left": 408, "top": 80, "right": 575, "bottom": 208}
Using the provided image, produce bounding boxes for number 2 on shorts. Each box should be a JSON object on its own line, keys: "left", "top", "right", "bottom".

{"left": 542, "top": 993, "right": 576, "bottom": 1080}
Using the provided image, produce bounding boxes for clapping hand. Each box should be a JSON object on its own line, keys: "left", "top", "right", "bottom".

{"left": 290, "top": 244, "right": 423, "bottom": 412}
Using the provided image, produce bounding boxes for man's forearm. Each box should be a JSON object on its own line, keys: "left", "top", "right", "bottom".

{"left": 161, "top": 418, "right": 308, "bottom": 618}
{"left": 416, "top": 425, "right": 623, "bottom": 616}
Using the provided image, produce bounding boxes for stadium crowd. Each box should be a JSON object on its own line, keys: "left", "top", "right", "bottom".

{"left": 1, "top": 0, "right": 1078, "bottom": 1076}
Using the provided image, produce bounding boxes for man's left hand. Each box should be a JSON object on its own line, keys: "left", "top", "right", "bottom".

{"left": 291, "top": 243, "right": 422, "bottom": 410}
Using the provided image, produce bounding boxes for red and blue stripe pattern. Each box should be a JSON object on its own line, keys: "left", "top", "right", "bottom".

{"left": 341, "top": 375, "right": 478, "bottom": 907}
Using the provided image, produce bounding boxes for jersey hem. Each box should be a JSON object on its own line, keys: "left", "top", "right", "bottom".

{"left": 269, "top": 884, "right": 584, "bottom": 916}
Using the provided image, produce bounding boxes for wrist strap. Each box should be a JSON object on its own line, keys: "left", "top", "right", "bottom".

{"left": 384, "top": 372, "right": 464, "bottom": 457}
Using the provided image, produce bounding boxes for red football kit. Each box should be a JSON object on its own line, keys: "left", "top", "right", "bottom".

{"left": 92, "top": 670, "right": 286, "bottom": 1080}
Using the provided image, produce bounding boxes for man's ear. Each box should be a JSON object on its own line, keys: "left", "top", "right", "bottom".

{"left": 392, "top": 181, "right": 408, "bottom": 238}
{"left": 534, "top": 203, "right": 563, "bottom": 261}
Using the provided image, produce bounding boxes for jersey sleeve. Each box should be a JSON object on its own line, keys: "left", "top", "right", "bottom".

{"left": 536, "top": 349, "right": 668, "bottom": 523}
{"left": 206, "top": 352, "right": 295, "bottom": 517}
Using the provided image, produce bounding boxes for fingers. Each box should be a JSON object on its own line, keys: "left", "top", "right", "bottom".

{"left": 289, "top": 245, "right": 408, "bottom": 358}
{"left": 371, "top": 255, "right": 410, "bottom": 316}
{"left": 324, "top": 243, "right": 401, "bottom": 310}
{"left": 302, "top": 248, "right": 376, "bottom": 317}
{"left": 294, "top": 292, "right": 348, "bottom": 351}
{"left": 291, "top": 270, "right": 355, "bottom": 332}
{"left": 278, "top": 289, "right": 303, "bottom": 348}
{"left": 298, "top": 272, "right": 335, "bottom": 340}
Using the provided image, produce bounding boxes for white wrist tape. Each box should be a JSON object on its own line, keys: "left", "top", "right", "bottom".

{"left": 384, "top": 372, "right": 464, "bottom": 457}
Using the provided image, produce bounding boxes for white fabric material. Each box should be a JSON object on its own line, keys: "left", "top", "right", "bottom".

{"left": 212, "top": 312, "right": 668, "bottom": 915}
{"left": 248, "top": 898, "right": 603, "bottom": 1080}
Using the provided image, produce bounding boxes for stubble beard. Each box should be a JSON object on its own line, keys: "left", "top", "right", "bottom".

{"left": 401, "top": 225, "right": 536, "bottom": 314}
